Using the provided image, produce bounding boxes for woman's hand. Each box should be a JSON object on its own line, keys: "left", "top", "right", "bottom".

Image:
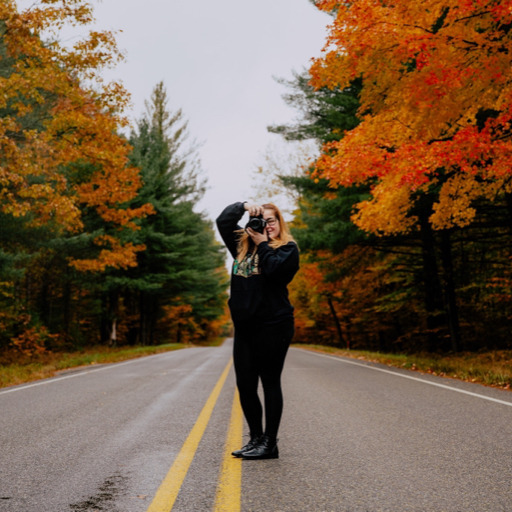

{"left": 246, "top": 227, "right": 268, "bottom": 246}
{"left": 244, "top": 202, "right": 264, "bottom": 217}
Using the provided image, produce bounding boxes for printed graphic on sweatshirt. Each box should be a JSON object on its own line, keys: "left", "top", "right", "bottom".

{"left": 233, "top": 252, "right": 260, "bottom": 278}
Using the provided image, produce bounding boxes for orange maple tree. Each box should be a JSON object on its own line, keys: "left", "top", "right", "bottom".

{"left": 310, "top": 0, "right": 512, "bottom": 235}
{"left": 0, "top": 0, "right": 153, "bottom": 270}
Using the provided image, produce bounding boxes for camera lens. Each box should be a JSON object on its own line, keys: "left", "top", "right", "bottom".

{"left": 245, "top": 216, "right": 267, "bottom": 234}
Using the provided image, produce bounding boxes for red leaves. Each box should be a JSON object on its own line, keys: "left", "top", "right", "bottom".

{"left": 310, "top": 0, "right": 512, "bottom": 233}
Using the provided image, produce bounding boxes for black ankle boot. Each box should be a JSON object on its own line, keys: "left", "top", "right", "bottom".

{"left": 241, "top": 435, "right": 279, "bottom": 460}
{"left": 231, "top": 435, "right": 262, "bottom": 458}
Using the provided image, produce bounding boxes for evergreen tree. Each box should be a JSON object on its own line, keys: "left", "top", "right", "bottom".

{"left": 269, "top": 70, "right": 367, "bottom": 255}
{"left": 269, "top": 71, "right": 361, "bottom": 143}
{"left": 109, "top": 82, "right": 228, "bottom": 345}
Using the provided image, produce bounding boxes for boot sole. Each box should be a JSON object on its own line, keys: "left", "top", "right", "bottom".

{"left": 241, "top": 451, "right": 279, "bottom": 460}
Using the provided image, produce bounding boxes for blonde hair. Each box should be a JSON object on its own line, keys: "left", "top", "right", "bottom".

{"left": 236, "top": 203, "right": 296, "bottom": 261}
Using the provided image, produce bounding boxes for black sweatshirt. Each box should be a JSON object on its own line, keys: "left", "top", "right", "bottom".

{"left": 216, "top": 202, "right": 299, "bottom": 325}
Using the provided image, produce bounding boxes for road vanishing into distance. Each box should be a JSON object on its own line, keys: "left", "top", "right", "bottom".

{"left": 1, "top": 339, "right": 512, "bottom": 512}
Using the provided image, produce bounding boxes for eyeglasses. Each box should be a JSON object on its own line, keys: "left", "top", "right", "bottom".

{"left": 265, "top": 217, "right": 278, "bottom": 226}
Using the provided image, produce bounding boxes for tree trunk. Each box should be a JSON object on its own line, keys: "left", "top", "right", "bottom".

{"left": 38, "top": 279, "right": 50, "bottom": 326}
{"left": 440, "top": 230, "right": 461, "bottom": 352}
{"left": 100, "top": 291, "right": 119, "bottom": 346}
{"left": 100, "top": 294, "right": 110, "bottom": 344}
{"left": 108, "top": 291, "right": 118, "bottom": 347}
{"left": 505, "top": 192, "right": 512, "bottom": 234}
{"left": 62, "top": 281, "right": 71, "bottom": 337}
{"left": 124, "top": 291, "right": 138, "bottom": 345}
{"left": 139, "top": 292, "right": 157, "bottom": 345}
{"left": 139, "top": 291, "right": 147, "bottom": 345}
{"left": 418, "top": 208, "right": 446, "bottom": 351}
{"left": 110, "top": 318, "right": 117, "bottom": 346}
{"left": 327, "top": 295, "right": 347, "bottom": 349}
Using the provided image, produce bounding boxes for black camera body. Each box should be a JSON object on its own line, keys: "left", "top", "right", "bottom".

{"left": 245, "top": 215, "right": 267, "bottom": 234}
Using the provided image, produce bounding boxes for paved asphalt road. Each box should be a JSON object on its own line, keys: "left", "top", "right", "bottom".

{"left": 1, "top": 339, "right": 512, "bottom": 512}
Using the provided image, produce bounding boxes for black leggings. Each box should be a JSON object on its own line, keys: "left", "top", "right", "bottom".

{"left": 233, "top": 319, "right": 294, "bottom": 440}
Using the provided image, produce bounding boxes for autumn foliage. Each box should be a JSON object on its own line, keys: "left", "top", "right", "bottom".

{"left": 267, "top": 1, "right": 512, "bottom": 353}
{"left": 1, "top": 0, "right": 152, "bottom": 271}
{"left": 0, "top": 1, "right": 228, "bottom": 353}
{"left": 310, "top": 0, "right": 512, "bottom": 235}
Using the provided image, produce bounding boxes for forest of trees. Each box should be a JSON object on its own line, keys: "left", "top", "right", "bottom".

{"left": 276, "top": 1, "right": 512, "bottom": 353}
{"left": 0, "top": 1, "right": 228, "bottom": 356}
{"left": 3, "top": 0, "right": 512, "bottom": 359}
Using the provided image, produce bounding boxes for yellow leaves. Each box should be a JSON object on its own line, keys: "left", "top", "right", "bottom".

{"left": 69, "top": 235, "right": 146, "bottom": 272}
{"left": 430, "top": 174, "right": 512, "bottom": 230}
{"left": 310, "top": 51, "right": 352, "bottom": 91}
{"left": 1, "top": 1, "right": 153, "bottom": 271}
{"left": 5, "top": 1, "right": 123, "bottom": 100}
{"left": 353, "top": 179, "right": 419, "bottom": 236}
{"left": 309, "top": 0, "right": 512, "bottom": 236}
{"left": 430, "top": 174, "right": 479, "bottom": 229}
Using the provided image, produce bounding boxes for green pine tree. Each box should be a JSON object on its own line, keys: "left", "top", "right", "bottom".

{"left": 108, "top": 82, "right": 228, "bottom": 345}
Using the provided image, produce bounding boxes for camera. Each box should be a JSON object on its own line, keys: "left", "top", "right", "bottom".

{"left": 245, "top": 215, "right": 267, "bottom": 234}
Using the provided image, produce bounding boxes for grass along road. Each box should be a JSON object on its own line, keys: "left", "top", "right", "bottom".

{"left": 299, "top": 344, "right": 512, "bottom": 390}
{"left": 0, "top": 343, "right": 188, "bottom": 389}
{"left": 2, "top": 340, "right": 512, "bottom": 391}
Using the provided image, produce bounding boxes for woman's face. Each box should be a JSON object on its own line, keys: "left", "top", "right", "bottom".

{"left": 263, "top": 208, "right": 281, "bottom": 239}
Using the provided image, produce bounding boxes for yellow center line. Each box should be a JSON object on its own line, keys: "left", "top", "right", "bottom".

{"left": 213, "top": 389, "right": 243, "bottom": 512}
{"left": 146, "top": 359, "right": 232, "bottom": 512}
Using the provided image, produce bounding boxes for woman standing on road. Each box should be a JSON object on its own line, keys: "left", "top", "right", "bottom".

{"left": 216, "top": 201, "right": 299, "bottom": 460}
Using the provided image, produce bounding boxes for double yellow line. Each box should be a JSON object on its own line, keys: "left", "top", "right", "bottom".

{"left": 146, "top": 359, "right": 243, "bottom": 512}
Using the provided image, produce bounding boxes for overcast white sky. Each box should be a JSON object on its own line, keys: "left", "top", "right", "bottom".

{"left": 19, "top": 0, "right": 330, "bottom": 221}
